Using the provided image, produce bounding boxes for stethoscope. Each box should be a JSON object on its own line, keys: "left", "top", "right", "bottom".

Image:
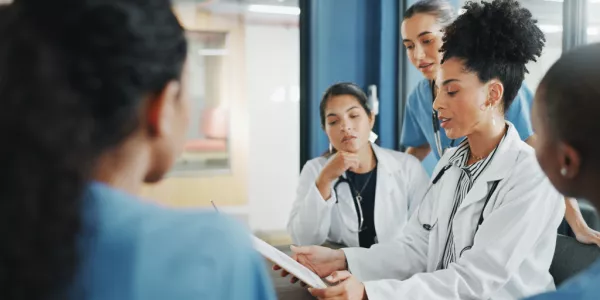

{"left": 431, "top": 80, "right": 456, "bottom": 157}
{"left": 332, "top": 175, "right": 365, "bottom": 233}
{"left": 417, "top": 162, "right": 501, "bottom": 257}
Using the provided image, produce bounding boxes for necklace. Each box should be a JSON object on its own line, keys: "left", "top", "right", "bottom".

{"left": 347, "top": 169, "right": 375, "bottom": 202}
{"left": 470, "top": 153, "right": 486, "bottom": 161}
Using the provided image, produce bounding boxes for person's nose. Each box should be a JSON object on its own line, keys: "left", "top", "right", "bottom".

{"left": 339, "top": 118, "right": 351, "bottom": 133}
{"left": 433, "top": 90, "right": 445, "bottom": 113}
{"left": 413, "top": 44, "right": 426, "bottom": 61}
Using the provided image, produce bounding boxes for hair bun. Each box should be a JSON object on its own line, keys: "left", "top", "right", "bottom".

{"left": 442, "top": 0, "right": 545, "bottom": 65}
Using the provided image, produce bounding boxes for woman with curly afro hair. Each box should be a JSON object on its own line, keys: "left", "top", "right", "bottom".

{"left": 400, "top": 0, "right": 600, "bottom": 248}
{"left": 279, "top": 1, "right": 565, "bottom": 299}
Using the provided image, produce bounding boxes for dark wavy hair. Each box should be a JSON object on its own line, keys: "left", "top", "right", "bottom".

{"left": 319, "top": 82, "right": 371, "bottom": 128}
{"left": 537, "top": 43, "right": 600, "bottom": 169}
{"left": 440, "top": 0, "right": 545, "bottom": 112}
{"left": 319, "top": 82, "right": 372, "bottom": 156}
{"left": 0, "top": 0, "right": 187, "bottom": 299}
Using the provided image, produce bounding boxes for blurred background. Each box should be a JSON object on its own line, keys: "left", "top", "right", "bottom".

{"left": 2, "top": 0, "right": 593, "bottom": 244}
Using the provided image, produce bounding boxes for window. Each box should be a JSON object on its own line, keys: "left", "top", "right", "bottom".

{"left": 150, "top": 0, "right": 300, "bottom": 235}
{"left": 588, "top": 0, "right": 600, "bottom": 43}
{"left": 171, "top": 31, "right": 231, "bottom": 174}
{"left": 521, "top": 0, "right": 563, "bottom": 91}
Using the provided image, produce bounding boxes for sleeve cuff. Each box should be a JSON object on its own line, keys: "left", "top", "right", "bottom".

{"left": 363, "top": 281, "right": 380, "bottom": 299}
{"left": 311, "top": 182, "right": 337, "bottom": 209}
{"left": 341, "top": 247, "right": 370, "bottom": 281}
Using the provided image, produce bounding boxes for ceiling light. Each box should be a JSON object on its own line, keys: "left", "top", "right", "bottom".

{"left": 197, "top": 49, "right": 228, "bottom": 56}
{"left": 538, "top": 24, "right": 563, "bottom": 33}
{"left": 544, "top": 0, "right": 600, "bottom": 2}
{"left": 247, "top": 4, "right": 300, "bottom": 15}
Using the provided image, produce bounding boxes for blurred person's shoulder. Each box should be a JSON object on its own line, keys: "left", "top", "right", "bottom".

{"left": 77, "top": 181, "right": 272, "bottom": 300}
{"left": 525, "top": 260, "right": 600, "bottom": 300}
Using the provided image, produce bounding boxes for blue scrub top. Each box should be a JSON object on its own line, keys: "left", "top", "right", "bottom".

{"left": 524, "top": 259, "right": 600, "bottom": 300}
{"left": 401, "top": 79, "right": 534, "bottom": 172}
{"left": 68, "top": 182, "right": 276, "bottom": 300}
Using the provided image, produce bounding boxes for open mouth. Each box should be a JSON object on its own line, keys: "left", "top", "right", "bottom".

{"left": 439, "top": 117, "right": 451, "bottom": 128}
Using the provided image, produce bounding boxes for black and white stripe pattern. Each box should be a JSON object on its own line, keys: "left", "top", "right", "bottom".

{"left": 437, "top": 134, "right": 504, "bottom": 270}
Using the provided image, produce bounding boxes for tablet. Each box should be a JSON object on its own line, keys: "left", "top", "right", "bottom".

{"left": 252, "top": 236, "right": 328, "bottom": 289}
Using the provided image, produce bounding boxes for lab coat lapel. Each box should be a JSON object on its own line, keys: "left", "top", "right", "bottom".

{"left": 371, "top": 143, "right": 395, "bottom": 242}
{"left": 457, "top": 123, "right": 521, "bottom": 210}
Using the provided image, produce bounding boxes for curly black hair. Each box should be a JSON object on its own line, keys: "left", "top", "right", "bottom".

{"left": 440, "top": 0, "right": 545, "bottom": 112}
{"left": 0, "top": 0, "right": 186, "bottom": 299}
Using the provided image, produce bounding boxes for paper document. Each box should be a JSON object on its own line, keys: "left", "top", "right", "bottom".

{"left": 252, "top": 236, "right": 328, "bottom": 289}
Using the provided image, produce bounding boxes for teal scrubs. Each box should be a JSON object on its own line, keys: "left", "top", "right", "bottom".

{"left": 524, "top": 260, "right": 600, "bottom": 300}
{"left": 69, "top": 182, "right": 276, "bottom": 300}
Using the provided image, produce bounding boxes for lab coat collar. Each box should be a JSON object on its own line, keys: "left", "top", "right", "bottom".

{"left": 476, "top": 122, "right": 522, "bottom": 183}
{"left": 453, "top": 122, "right": 523, "bottom": 209}
{"left": 370, "top": 143, "right": 394, "bottom": 177}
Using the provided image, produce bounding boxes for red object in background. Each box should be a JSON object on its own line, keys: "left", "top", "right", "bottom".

{"left": 185, "top": 107, "right": 229, "bottom": 152}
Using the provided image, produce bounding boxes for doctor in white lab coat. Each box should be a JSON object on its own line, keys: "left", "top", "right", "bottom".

{"left": 287, "top": 82, "right": 429, "bottom": 248}
{"left": 279, "top": 11, "right": 565, "bottom": 297}
{"left": 287, "top": 125, "right": 564, "bottom": 300}
{"left": 338, "top": 123, "right": 565, "bottom": 299}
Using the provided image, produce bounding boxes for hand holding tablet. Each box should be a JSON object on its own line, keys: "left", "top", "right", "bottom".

{"left": 252, "top": 236, "right": 328, "bottom": 288}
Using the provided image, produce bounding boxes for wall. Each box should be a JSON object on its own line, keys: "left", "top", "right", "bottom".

{"left": 301, "top": 0, "right": 400, "bottom": 165}
{"left": 246, "top": 24, "right": 300, "bottom": 232}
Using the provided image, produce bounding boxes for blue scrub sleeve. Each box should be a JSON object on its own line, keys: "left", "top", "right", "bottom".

{"left": 138, "top": 212, "right": 277, "bottom": 300}
{"left": 401, "top": 92, "right": 428, "bottom": 148}
{"left": 505, "top": 85, "right": 534, "bottom": 141}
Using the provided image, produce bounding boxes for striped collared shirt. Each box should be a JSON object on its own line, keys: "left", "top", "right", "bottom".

{"left": 437, "top": 132, "right": 506, "bottom": 270}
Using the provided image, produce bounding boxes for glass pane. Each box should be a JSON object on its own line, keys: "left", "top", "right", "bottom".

{"left": 171, "top": 31, "right": 231, "bottom": 174}
{"left": 520, "top": 0, "right": 563, "bottom": 90}
{"left": 589, "top": 0, "right": 600, "bottom": 43}
{"left": 156, "top": 0, "right": 300, "bottom": 236}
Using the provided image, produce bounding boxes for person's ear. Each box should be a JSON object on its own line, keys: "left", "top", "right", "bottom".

{"left": 145, "top": 80, "right": 181, "bottom": 138}
{"left": 559, "top": 143, "right": 581, "bottom": 179}
{"left": 487, "top": 81, "right": 504, "bottom": 108}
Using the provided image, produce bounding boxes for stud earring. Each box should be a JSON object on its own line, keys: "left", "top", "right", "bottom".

{"left": 329, "top": 143, "right": 333, "bottom": 154}
{"left": 560, "top": 167, "right": 568, "bottom": 177}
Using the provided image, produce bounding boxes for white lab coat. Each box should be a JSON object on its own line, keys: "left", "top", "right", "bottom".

{"left": 343, "top": 123, "right": 565, "bottom": 300}
{"left": 287, "top": 143, "right": 430, "bottom": 247}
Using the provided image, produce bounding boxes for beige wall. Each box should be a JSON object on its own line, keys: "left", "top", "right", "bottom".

{"left": 139, "top": 7, "right": 248, "bottom": 208}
